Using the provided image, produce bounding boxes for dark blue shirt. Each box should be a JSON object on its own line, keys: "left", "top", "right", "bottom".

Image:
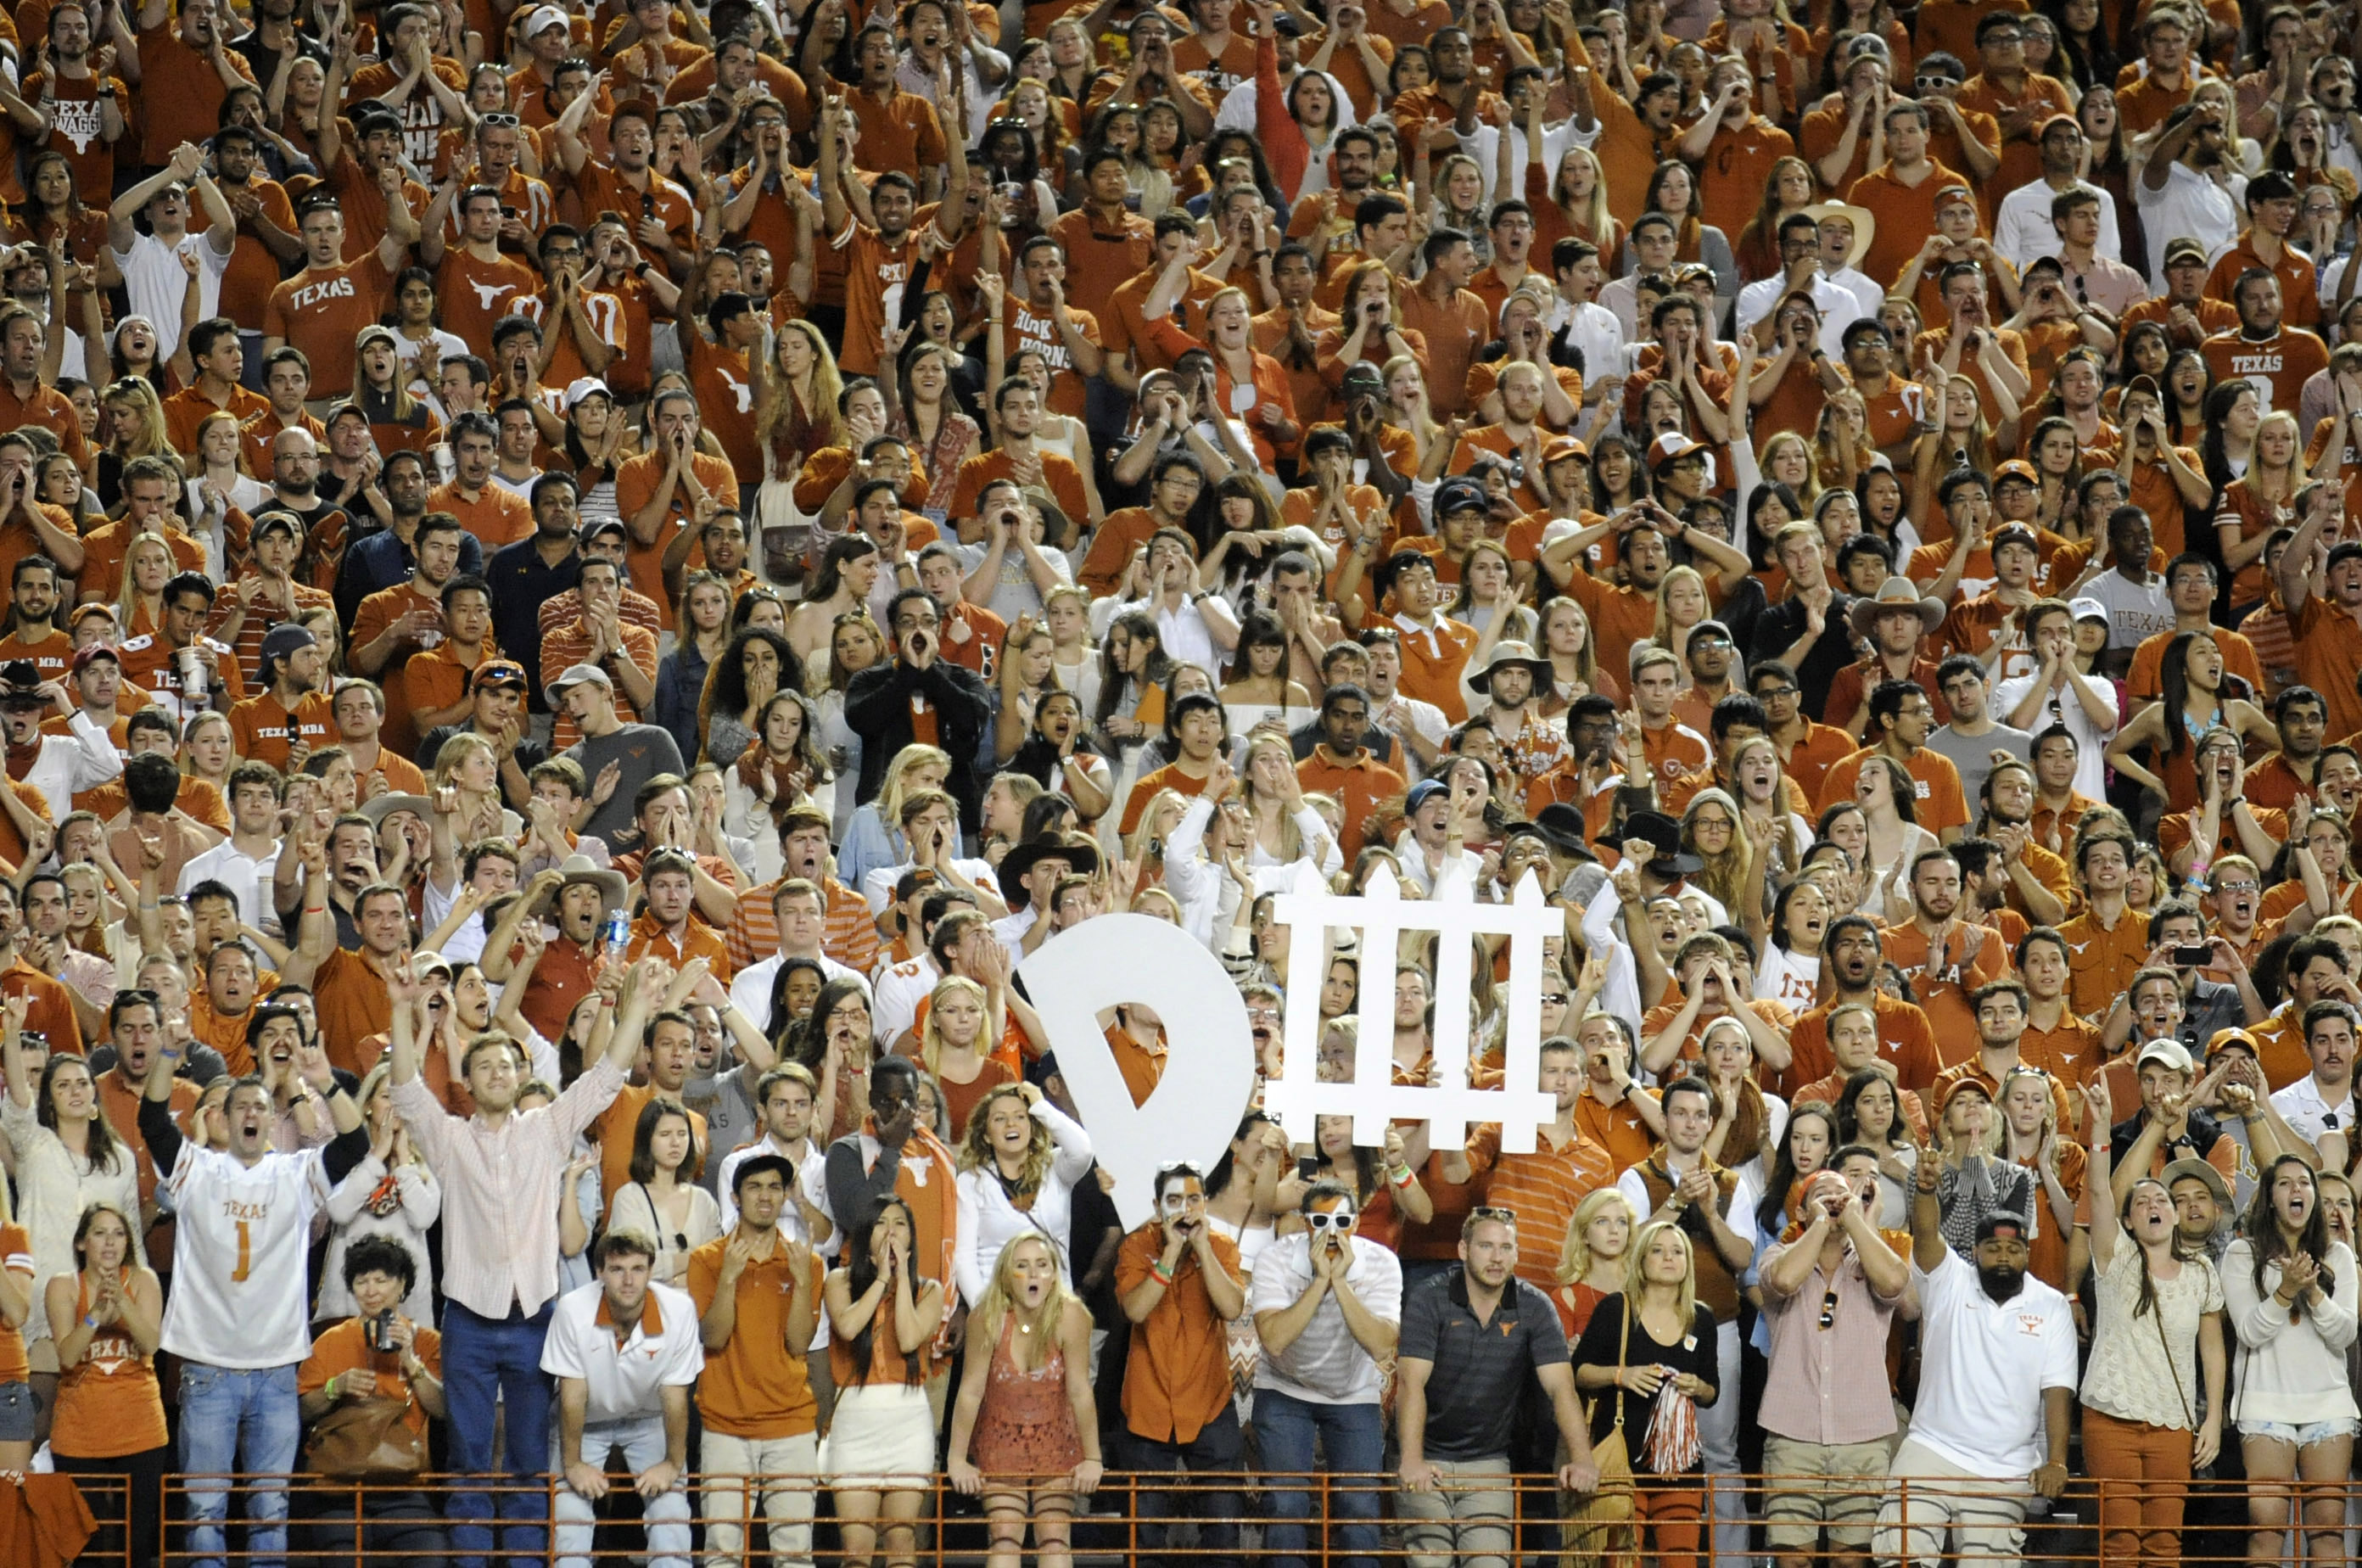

{"left": 1398, "top": 1269, "right": 1572, "bottom": 1461}
{"left": 486, "top": 536, "right": 584, "bottom": 709}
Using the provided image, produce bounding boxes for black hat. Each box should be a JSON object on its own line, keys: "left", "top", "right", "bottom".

{"left": 1620, "top": 809, "right": 1703, "bottom": 876}
{"left": 997, "top": 835, "right": 1101, "bottom": 910}
{"left": 0, "top": 659, "right": 41, "bottom": 708}
{"left": 1534, "top": 802, "right": 1589, "bottom": 854}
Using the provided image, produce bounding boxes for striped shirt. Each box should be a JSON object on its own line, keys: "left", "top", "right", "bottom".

{"left": 391, "top": 1055, "right": 625, "bottom": 1319}
{"left": 723, "top": 875, "right": 881, "bottom": 977}
{"left": 1758, "top": 1235, "right": 1907, "bottom": 1445}
{"left": 1463, "top": 1123, "right": 1615, "bottom": 1287}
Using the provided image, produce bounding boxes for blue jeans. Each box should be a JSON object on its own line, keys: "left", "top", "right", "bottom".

{"left": 551, "top": 1414, "right": 691, "bottom": 1568}
{"left": 179, "top": 1361, "right": 300, "bottom": 1568}
{"left": 442, "top": 1299, "right": 556, "bottom": 1568}
{"left": 1122, "top": 1403, "right": 1245, "bottom": 1568}
{"left": 1253, "top": 1389, "right": 1386, "bottom": 1568}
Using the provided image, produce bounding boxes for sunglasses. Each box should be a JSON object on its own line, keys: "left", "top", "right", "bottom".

{"left": 1469, "top": 1206, "right": 1518, "bottom": 1224}
{"left": 1818, "top": 1289, "right": 1839, "bottom": 1330}
{"left": 1305, "top": 1210, "right": 1357, "bottom": 1231}
{"left": 480, "top": 112, "right": 521, "bottom": 126}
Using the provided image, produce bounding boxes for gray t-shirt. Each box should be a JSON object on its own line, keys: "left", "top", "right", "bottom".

{"left": 1924, "top": 722, "right": 2030, "bottom": 819}
{"left": 564, "top": 722, "right": 687, "bottom": 842}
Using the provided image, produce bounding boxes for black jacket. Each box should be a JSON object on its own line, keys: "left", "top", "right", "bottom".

{"left": 844, "top": 658, "right": 994, "bottom": 830}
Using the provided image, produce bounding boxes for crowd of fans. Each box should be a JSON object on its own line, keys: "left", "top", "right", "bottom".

{"left": 0, "top": 0, "right": 2358, "bottom": 1563}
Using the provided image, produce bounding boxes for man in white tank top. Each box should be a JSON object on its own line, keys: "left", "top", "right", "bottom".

{"left": 137, "top": 1017, "right": 369, "bottom": 1568}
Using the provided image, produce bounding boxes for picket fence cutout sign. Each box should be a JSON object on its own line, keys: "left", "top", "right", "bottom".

{"left": 1266, "top": 865, "right": 1559, "bottom": 1152}
{"left": 1016, "top": 865, "right": 1560, "bottom": 1226}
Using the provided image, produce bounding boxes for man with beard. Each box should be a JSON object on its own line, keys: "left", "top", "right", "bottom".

{"left": 228, "top": 622, "right": 333, "bottom": 772}
{"left": 1974, "top": 759, "right": 2072, "bottom": 926}
{"left": 2134, "top": 99, "right": 2244, "bottom": 288}
{"left": 1784, "top": 916, "right": 1944, "bottom": 1094}
{"left": 1469, "top": 641, "right": 1567, "bottom": 792}
{"left": 1883, "top": 1167, "right": 2072, "bottom": 1568}
{"left": 0, "top": 556, "right": 71, "bottom": 680}
{"left": 2241, "top": 686, "right": 2329, "bottom": 809}
{"left": 1881, "top": 849, "right": 2011, "bottom": 1053}
{"left": 2202, "top": 267, "right": 2330, "bottom": 418}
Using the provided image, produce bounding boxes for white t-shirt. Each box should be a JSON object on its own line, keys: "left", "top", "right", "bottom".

{"left": 540, "top": 1278, "right": 706, "bottom": 1425}
{"left": 1908, "top": 1247, "right": 2077, "bottom": 1477}
{"left": 2133, "top": 162, "right": 2246, "bottom": 288}
{"left": 1991, "top": 176, "right": 2123, "bottom": 270}
{"left": 1754, "top": 944, "right": 1821, "bottom": 1013}
{"left": 162, "top": 1140, "right": 337, "bottom": 1367}
{"left": 112, "top": 227, "right": 231, "bottom": 363}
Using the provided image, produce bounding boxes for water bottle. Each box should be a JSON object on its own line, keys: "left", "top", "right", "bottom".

{"left": 601, "top": 909, "right": 630, "bottom": 967}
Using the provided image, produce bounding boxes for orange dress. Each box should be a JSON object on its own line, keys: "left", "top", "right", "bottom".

{"left": 968, "top": 1313, "right": 1084, "bottom": 1482}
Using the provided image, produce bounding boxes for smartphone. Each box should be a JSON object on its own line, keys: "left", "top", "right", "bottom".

{"left": 1296, "top": 1155, "right": 1320, "bottom": 1181}
{"left": 2172, "top": 944, "right": 2213, "bottom": 967}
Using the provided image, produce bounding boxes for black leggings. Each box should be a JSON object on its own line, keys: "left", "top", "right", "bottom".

{"left": 53, "top": 1444, "right": 171, "bottom": 1568}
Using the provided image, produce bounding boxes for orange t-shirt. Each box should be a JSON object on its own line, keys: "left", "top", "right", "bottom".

{"left": 264, "top": 251, "right": 396, "bottom": 400}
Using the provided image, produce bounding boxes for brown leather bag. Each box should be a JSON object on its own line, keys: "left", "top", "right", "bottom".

{"left": 305, "top": 1394, "right": 428, "bottom": 1481}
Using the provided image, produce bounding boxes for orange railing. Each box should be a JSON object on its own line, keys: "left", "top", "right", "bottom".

{"left": 89, "top": 1468, "right": 2335, "bottom": 1565}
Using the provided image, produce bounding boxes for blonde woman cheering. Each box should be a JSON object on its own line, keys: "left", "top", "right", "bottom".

{"left": 945, "top": 1233, "right": 1101, "bottom": 1568}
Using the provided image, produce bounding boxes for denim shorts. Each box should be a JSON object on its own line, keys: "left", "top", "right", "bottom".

{"left": 2239, "top": 1416, "right": 2362, "bottom": 1446}
{"left": 0, "top": 1380, "right": 33, "bottom": 1442}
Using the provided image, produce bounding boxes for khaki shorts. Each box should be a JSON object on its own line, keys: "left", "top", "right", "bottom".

{"left": 1760, "top": 1432, "right": 1895, "bottom": 1551}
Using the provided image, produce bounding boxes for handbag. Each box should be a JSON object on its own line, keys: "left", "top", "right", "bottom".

{"left": 1560, "top": 1296, "right": 1636, "bottom": 1568}
{"left": 2152, "top": 1286, "right": 2214, "bottom": 1480}
{"left": 305, "top": 1392, "right": 427, "bottom": 1481}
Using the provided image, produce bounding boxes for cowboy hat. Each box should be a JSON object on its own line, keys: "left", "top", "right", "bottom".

{"left": 1619, "top": 809, "right": 1703, "bottom": 877}
{"left": 997, "top": 834, "right": 1101, "bottom": 910}
{"left": 1845, "top": 575, "right": 1945, "bottom": 640}
{"left": 1800, "top": 201, "right": 1876, "bottom": 272}
{"left": 554, "top": 853, "right": 630, "bottom": 916}
{"left": 1473, "top": 641, "right": 1555, "bottom": 688}
{"left": 1534, "top": 802, "right": 1590, "bottom": 854}
{"left": 360, "top": 793, "right": 434, "bottom": 828}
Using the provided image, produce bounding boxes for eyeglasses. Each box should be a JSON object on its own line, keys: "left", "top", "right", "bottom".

{"left": 1541, "top": 991, "right": 1569, "bottom": 1005}
{"left": 1756, "top": 685, "right": 1799, "bottom": 701}
{"left": 1305, "top": 1210, "right": 1357, "bottom": 1231}
{"left": 2213, "top": 880, "right": 2261, "bottom": 894}
{"left": 1817, "top": 1289, "right": 1839, "bottom": 1330}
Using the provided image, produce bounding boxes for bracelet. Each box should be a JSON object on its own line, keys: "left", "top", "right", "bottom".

{"left": 1150, "top": 1259, "right": 1176, "bottom": 1285}
{"left": 1389, "top": 1163, "right": 1415, "bottom": 1188}
{"left": 81, "top": 1313, "right": 97, "bottom": 1328}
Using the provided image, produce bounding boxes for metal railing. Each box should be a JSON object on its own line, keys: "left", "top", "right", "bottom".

{"left": 92, "top": 1467, "right": 2345, "bottom": 1564}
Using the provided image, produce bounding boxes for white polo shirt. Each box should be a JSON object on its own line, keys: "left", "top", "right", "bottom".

{"left": 540, "top": 1279, "right": 706, "bottom": 1425}
{"left": 1908, "top": 1247, "right": 2078, "bottom": 1477}
{"left": 2270, "top": 1072, "right": 2358, "bottom": 1150}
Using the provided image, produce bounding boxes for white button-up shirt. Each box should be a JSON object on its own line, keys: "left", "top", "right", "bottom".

{"left": 393, "top": 1055, "right": 624, "bottom": 1319}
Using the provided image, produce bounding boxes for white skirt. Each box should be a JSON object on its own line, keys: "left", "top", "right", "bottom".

{"left": 826, "top": 1383, "right": 937, "bottom": 1492}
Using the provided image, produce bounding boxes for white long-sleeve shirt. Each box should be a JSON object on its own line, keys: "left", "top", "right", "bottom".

{"left": 953, "top": 1097, "right": 1095, "bottom": 1307}
{"left": 316, "top": 1154, "right": 442, "bottom": 1324}
{"left": 1991, "top": 175, "right": 2124, "bottom": 270}
{"left": 2222, "top": 1236, "right": 2362, "bottom": 1425}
